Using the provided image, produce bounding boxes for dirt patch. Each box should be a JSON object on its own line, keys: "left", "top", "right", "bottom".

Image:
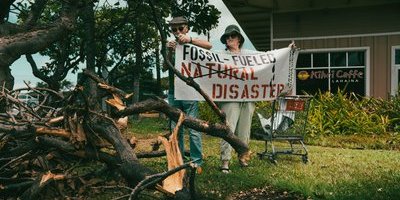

{"left": 227, "top": 185, "right": 308, "bottom": 200}
{"left": 139, "top": 112, "right": 161, "bottom": 118}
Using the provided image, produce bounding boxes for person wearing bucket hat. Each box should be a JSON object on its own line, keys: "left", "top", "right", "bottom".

{"left": 218, "top": 24, "right": 256, "bottom": 174}
{"left": 164, "top": 16, "right": 212, "bottom": 172}
{"left": 220, "top": 24, "right": 245, "bottom": 48}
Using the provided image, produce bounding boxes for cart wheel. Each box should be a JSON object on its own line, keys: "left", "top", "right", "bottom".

{"left": 302, "top": 155, "right": 308, "bottom": 164}
{"left": 268, "top": 155, "right": 277, "bottom": 164}
{"left": 257, "top": 153, "right": 265, "bottom": 160}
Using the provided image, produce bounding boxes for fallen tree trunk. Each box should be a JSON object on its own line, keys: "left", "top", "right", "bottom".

{"left": 115, "top": 97, "right": 250, "bottom": 158}
{"left": 84, "top": 112, "right": 154, "bottom": 186}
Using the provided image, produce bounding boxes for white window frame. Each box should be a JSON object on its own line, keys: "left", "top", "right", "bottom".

{"left": 391, "top": 45, "right": 400, "bottom": 95}
{"left": 297, "top": 47, "right": 370, "bottom": 96}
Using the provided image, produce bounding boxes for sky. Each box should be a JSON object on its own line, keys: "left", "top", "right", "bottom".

{"left": 10, "top": 0, "right": 255, "bottom": 89}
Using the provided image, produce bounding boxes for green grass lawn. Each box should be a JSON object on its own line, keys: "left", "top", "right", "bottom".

{"left": 130, "top": 117, "right": 400, "bottom": 200}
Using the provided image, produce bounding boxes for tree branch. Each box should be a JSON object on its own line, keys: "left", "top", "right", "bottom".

{"left": 26, "top": 54, "right": 53, "bottom": 85}
{"left": 0, "top": 2, "right": 78, "bottom": 66}
{"left": 115, "top": 98, "right": 249, "bottom": 157}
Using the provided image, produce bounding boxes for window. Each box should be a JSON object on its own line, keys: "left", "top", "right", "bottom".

{"left": 296, "top": 54, "right": 311, "bottom": 68}
{"left": 392, "top": 47, "right": 400, "bottom": 95}
{"left": 348, "top": 51, "right": 365, "bottom": 66}
{"left": 330, "top": 52, "right": 346, "bottom": 67}
{"left": 295, "top": 50, "right": 366, "bottom": 96}
{"left": 313, "top": 53, "right": 328, "bottom": 67}
{"left": 397, "top": 68, "right": 400, "bottom": 94}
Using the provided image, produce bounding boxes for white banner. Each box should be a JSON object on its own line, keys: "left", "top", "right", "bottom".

{"left": 174, "top": 44, "right": 298, "bottom": 101}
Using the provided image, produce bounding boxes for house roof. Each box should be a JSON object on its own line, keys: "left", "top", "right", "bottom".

{"left": 222, "top": 0, "right": 400, "bottom": 51}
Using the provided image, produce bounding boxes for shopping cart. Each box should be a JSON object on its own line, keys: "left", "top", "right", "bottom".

{"left": 255, "top": 95, "right": 313, "bottom": 164}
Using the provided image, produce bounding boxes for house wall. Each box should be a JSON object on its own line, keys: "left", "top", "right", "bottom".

{"left": 273, "top": 4, "right": 400, "bottom": 38}
{"left": 272, "top": 3, "right": 400, "bottom": 99}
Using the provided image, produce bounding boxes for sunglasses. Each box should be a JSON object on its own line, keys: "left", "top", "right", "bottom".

{"left": 171, "top": 26, "right": 186, "bottom": 32}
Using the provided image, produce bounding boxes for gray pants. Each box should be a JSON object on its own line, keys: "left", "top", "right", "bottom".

{"left": 220, "top": 102, "right": 256, "bottom": 161}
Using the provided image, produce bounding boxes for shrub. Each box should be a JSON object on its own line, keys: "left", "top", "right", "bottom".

{"left": 374, "top": 91, "right": 400, "bottom": 133}
{"left": 307, "top": 89, "right": 389, "bottom": 137}
{"left": 200, "top": 88, "right": 397, "bottom": 138}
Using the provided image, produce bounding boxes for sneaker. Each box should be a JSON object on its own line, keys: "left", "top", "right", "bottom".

{"left": 220, "top": 168, "right": 231, "bottom": 174}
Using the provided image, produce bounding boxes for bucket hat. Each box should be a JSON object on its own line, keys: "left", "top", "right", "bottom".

{"left": 220, "top": 24, "right": 245, "bottom": 44}
{"left": 168, "top": 16, "right": 188, "bottom": 25}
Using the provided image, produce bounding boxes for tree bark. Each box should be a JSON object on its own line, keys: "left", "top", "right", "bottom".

{"left": 0, "top": 65, "right": 13, "bottom": 112}
{"left": 20, "top": 171, "right": 64, "bottom": 200}
{"left": 86, "top": 113, "right": 154, "bottom": 185}
{"left": 0, "top": 1, "right": 78, "bottom": 95}
{"left": 132, "top": 3, "right": 143, "bottom": 120}
{"left": 155, "top": 44, "right": 162, "bottom": 96}
{"left": 82, "top": 1, "right": 100, "bottom": 111}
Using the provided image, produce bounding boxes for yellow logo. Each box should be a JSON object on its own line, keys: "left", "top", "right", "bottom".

{"left": 297, "top": 71, "right": 310, "bottom": 80}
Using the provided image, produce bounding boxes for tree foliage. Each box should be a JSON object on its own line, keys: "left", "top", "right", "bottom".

{"left": 4, "top": 0, "right": 220, "bottom": 98}
{"left": 173, "top": 0, "right": 220, "bottom": 35}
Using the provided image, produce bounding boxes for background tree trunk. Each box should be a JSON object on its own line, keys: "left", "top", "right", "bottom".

{"left": 156, "top": 44, "right": 162, "bottom": 96}
{"left": 0, "top": 65, "right": 14, "bottom": 112}
{"left": 132, "top": 7, "right": 143, "bottom": 119}
{"left": 82, "top": 1, "right": 100, "bottom": 111}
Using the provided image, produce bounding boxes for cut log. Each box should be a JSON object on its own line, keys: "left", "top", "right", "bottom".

{"left": 35, "top": 126, "right": 71, "bottom": 138}
{"left": 46, "top": 116, "right": 64, "bottom": 125}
